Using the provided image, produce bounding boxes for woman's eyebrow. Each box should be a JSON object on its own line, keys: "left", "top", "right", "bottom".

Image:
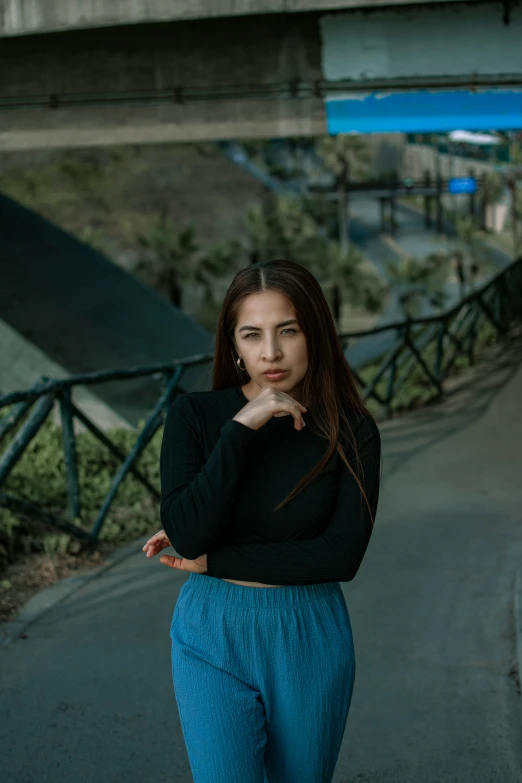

{"left": 238, "top": 319, "right": 299, "bottom": 332}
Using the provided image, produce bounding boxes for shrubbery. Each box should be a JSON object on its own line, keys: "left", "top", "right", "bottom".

{"left": 0, "top": 414, "right": 163, "bottom": 573}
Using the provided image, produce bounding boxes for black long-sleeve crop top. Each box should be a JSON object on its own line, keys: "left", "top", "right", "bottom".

{"left": 159, "top": 384, "right": 381, "bottom": 585}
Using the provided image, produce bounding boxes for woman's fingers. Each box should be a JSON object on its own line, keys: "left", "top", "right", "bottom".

{"left": 158, "top": 554, "right": 207, "bottom": 573}
{"left": 144, "top": 541, "right": 170, "bottom": 557}
{"left": 142, "top": 530, "right": 169, "bottom": 553}
{"left": 293, "top": 408, "right": 306, "bottom": 430}
{"left": 273, "top": 407, "right": 305, "bottom": 430}
{"left": 159, "top": 554, "right": 180, "bottom": 568}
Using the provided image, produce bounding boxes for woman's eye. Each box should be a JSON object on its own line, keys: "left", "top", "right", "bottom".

{"left": 244, "top": 329, "right": 296, "bottom": 338}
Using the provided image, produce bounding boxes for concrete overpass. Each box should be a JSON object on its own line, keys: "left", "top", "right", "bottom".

{"left": 0, "top": 0, "right": 521, "bottom": 150}
{"left": 0, "top": 1, "right": 478, "bottom": 35}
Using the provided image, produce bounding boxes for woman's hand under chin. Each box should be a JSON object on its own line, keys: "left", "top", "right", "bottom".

{"left": 142, "top": 529, "right": 208, "bottom": 573}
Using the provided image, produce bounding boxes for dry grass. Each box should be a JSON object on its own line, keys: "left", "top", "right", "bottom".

{"left": 0, "top": 542, "right": 119, "bottom": 624}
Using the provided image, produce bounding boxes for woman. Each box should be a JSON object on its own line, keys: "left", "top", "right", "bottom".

{"left": 143, "top": 257, "right": 382, "bottom": 783}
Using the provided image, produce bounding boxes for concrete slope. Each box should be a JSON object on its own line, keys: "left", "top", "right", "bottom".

{"left": 1, "top": 329, "right": 521, "bottom": 782}
{"left": 0, "top": 318, "right": 132, "bottom": 431}
{"left": 0, "top": 193, "right": 214, "bottom": 427}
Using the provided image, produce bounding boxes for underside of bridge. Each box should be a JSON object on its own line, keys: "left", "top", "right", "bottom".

{"left": 0, "top": 1, "right": 520, "bottom": 151}
{"left": 0, "top": 0, "right": 474, "bottom": 35}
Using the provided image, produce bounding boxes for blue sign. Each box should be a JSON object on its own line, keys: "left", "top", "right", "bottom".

{"left": 448, "top": 177, "right": 477, "bottom": 194}
{"left": 325, "top": 89, "right": 522, "bottom": 134}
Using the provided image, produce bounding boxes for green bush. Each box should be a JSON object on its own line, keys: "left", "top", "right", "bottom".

{"left": 0, "top": 414, "right": 163, "bottom": 572}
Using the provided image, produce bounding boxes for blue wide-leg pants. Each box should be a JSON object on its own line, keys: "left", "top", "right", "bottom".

{"left": 170, "top": 573, "right": 356, "bottom": 783}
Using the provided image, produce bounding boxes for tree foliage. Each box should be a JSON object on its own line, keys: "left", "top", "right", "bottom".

{"left": 133, "top": 215, "right": 237, "bottom": 311}
{"left": 235, "top": 193, "right": 385, "bottom": 326}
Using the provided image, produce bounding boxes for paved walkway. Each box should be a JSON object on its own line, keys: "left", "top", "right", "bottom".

{"left": 1, "top": 332, "right": 522, "bottom": 782}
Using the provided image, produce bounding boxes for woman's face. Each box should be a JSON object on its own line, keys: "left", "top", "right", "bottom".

{"left": 233, "top": 289, "right": 309, "bottom": 401}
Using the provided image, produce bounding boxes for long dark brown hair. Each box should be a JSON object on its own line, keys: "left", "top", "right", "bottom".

{"left": 212, "top": 258, "right": 379, "bottom": 527}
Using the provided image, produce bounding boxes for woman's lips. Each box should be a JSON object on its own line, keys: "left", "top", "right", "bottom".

{"left": 263, "top": 371, "right": 288, "bottom": 379}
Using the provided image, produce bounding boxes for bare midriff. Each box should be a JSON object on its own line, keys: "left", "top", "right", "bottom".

{"left": 219, "top": 579, "right": 284, "bottom": 588}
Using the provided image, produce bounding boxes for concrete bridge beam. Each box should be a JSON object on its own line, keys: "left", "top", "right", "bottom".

{"left": 0, "top": 2, "right": 520, "bottom": 150}
{"left": 0, "top": 0, "right": 472, "bottom": 37}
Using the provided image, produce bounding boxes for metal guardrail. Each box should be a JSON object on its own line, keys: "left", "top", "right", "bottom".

{"left": 1, "top": 257, "right": 521, "bottom": 546}
{"left": 340, "top": 257, "right": 522, "bottom": 416}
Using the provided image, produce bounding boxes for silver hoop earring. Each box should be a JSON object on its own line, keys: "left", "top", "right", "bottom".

{"left": 236, "top": 356, "right": 247, "bottom": 371}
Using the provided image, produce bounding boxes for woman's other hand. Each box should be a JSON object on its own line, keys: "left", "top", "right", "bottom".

{"left": 158, "top": 553, "right": 207, "bottom": 572}
{"left": 142, "top": 529, "right": 171, "bottom": 557}
{"left": 142, "top": 530, "right": 207, "bottom": 572}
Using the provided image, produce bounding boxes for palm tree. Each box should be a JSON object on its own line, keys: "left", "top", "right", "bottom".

{"left": 385, "top": 253, "right": 453, "bottom": 320}
{"left": 235, "top": 193, "right": 384, "bottom": 329}
{"left": 234, "top": 200, "right": 275, "bottom": 265}
{"left": 133, "top": 214, "right": 234, "bottom": 311}
{"left": 315, "top": 135, "right": 373, "bottom": 254}
{"left": 301, "top": 195, "right": 339, "bottom": 239}
{"left": 386, "top": 210, "right": 492, "bottom": 320}
{"left": 236, "top": 194, "right": 323, "bottom": 266}
{"left": 452, "top": 213, "right": 491, "bottom": 298}
{"left": 133, "top": 218, "right": 198, "bottom": 307}
{"left": 192, "top": 242, "right": 239, "bottom": 329}
{"left": 314, "top": 241, "right": 385, "bottom": 328}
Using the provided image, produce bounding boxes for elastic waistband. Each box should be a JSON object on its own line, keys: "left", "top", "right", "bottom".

{"left": 183, "top": 572, "right": 342, "bottom": 611}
